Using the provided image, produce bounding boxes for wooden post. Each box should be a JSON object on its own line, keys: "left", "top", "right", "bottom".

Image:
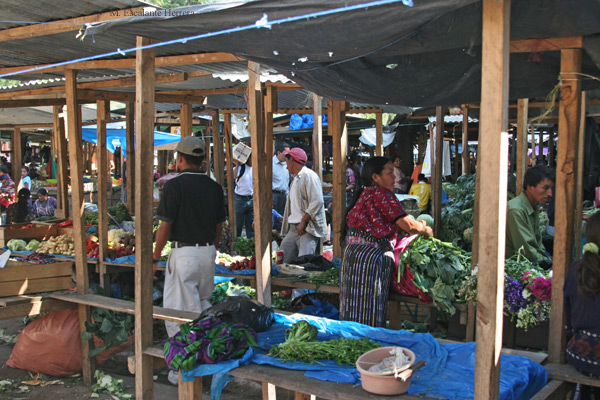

{"left": 462, "top": 105, "right": 470, "bottom": 175}
{"left": 432, "top": 106, "right": 443, "bottom": 237}
{"left": 223, "top": 114, "right": 236, "bottom": 241}
{"left": 96, "top": 100, "right": 110, "bottom": 289}
{"left": 212, "top": 110, "right": 224, "bottom": 185}
{"left": 516, "top": 99, "right": 529, "bottom": 196}
{"left": 375, "top": 112, "right": 383, "bottom": 156}
{"left": 329, "top": 99, "right": 348, "bottom": 258}
{"left": 180, "top": 103, "right": 192, "bottom": 138}
{"left": 11, "top": 127, "right": 21, "bottom": 181}
{"left": 474, "top": 1, "right": 510, "bottom": 399}
{"left": 549, "top": 131, "right": 556, "bottom": 167}
{"left": 134, "top": 36, "right": 155, "bottom": 400}
{"left": 248, "top": 61, "right": 272, "bottom": 307}
{"left": 548, "top": 48, "right": 582, "bottom": 364}
{"left": 125, "top": 102, "right": 135, "bottom": 213}
{"left": 264, "top": 86, "right": 276, "bottom": 181}
{"left": 65, "top": 69, "right": 95, "bottom": 385}
{"left": 52, "top": 106, "right": 69, "bottom": 217}
{"left": 573, "top": 94, "right": 587, "bottom": 258}
{"left": 312, "top": 94, "right": 323, "bottom": 181}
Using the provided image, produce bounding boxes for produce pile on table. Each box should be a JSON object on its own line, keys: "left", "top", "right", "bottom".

{"left": 7, "top": 239, "right": 39, "bottom": 252}
{"left": 35, "top": 234, "right": 75, "bottom": 256}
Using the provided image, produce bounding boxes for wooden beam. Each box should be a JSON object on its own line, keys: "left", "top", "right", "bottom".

{"left": 0, "top": 52, "right": 241, "bottom": 76}
{"left": 515, "top": 99, "right": 529, "bottom": 196}
{"left": 65, "top": 70, "right": 95, "bottom": 385}
{"left": 432, "top": 107, "right": 443, "bottom": 237}
{"left": 53, "top": 106, "right": 69, "bottom": 218}
{"left": 474, "top": 1, "right": 510, "bottom": 399}
{"left": 510, "top": 36, "right": 582, "bottom": 53}
{"left": 375, "top": 113, "right": 383, "bottom": 156}
{"left": 125, "top": 102, "right": 135, "bottom": 214}
{"left": 0, "top": 7, "right": 148, "bottom": 43}
{"left": 212, "top": 110, "right": 224, "bottom": 185}
{"left": 77, "top": 89, "right": 205, "bottom": 104}
{"left": 329, "top": 99, "right": 348, "bottom": 259}
{"left": 0, "top": 98, "right": 65, "bottom": 108}
{"left": 223, "top": 114, "right": 236, "bottom": 241}
{"left": 312, "top": 94, "right": 323, "bottom": 181}
{"left": 573, "top": 92, "right": 587, "bottom": 259}
{"left": 462, "top": 106, "right": 470, "bottom": 175}
{"left": 548, "top": 48, "right": 582, "bottom": 364}
{"left": 180, "top": 103, "right": 193, "bottom": 138}
{"left": 134, "top": 36, "right": 155, "bottom": 400}
{"left": 96, "top": 100, "right": 110, "bottom": 290}
{"left": 11, "top": 127, "right": 22, "bottom": 182}
{"left": 248, "top": 61, "right": 272, "bottom": 308}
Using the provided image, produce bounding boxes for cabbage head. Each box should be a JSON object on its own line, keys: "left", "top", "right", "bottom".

{"left": 26, "top": 239, "right": 40, "bottom": 251}
{"left": 7, "top": 239, "right": 28, "bottom": 251}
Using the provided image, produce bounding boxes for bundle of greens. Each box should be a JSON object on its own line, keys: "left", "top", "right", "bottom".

{"left": 81, "top": 307, "right": 134, "bottom": 357}
{"left": 107, "top": 203, "right": 132, "bottom": 223}
{"left": 233, "top": 237, "right": 255, "bottom": 257}
{"left": 269, "top": 321, "right": 380, "bottom": 365}
{"left": 439, "top": 174, "right": 476, "bottom": 250}
{"left": 398, "top": 236, "right": 470, "bottom": 315}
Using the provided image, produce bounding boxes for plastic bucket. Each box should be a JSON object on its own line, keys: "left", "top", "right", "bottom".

{"left": 355, "top": 347, "right": 416, "bottom": 395}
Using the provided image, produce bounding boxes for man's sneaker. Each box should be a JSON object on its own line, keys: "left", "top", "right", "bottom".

{"left": 168, "top": 370, "right": 179, "bottom": 386}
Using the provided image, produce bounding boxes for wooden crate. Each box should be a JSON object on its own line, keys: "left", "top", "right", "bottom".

{"left": 0, "top": 223, "right": 58, "bottom": 247}
{"left": 0, "top": 259, "right": 73, "bottom": 296}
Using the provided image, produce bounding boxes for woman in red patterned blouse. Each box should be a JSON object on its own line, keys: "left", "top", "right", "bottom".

{"left": 340, "top": 157, "right": 432, "bottom": 327}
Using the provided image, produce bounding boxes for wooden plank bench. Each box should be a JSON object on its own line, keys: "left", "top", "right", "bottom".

{"left": 544, "top": 363, "right": 600, "bottom": 387}
{"left": 0, "top": 294, "right": 75, "bottom": 320}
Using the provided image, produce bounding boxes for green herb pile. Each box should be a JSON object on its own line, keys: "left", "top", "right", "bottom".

{"left": 233, "top": 237, "right": 255, "bottom": 257}
{"left": 107, "top": 203, "right": 132, "bottom": 223}
{"left": 269, "top": 321, "right": 380, "bottom": 365}
{"left": 81, "top": 307, "right": 134, "bottom": 358}
{"left": 210, "top": 281, "right": 256, "bottom": 304}
{"left": 398, "top": 236, "right": 470, "bottom": 315}
{"left": 301, "top": 267, "right": 340, "bottom": 289}
{"left": 85, "top": 212, "right": 99, "bottom": 225}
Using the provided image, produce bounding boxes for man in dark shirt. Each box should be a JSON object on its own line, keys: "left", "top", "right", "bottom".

{"left": 153, "top": 136, "right": 225, "bottom": 343}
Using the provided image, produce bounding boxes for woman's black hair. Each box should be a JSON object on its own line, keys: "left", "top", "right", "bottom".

{"left": 0, "top": 165, "right": 8, "bottom": 174}
{"left": 340, "top": 156, "right": 391, "bottom": 245}
{"left": 16, "top": 188, "right": 30, "bottom": 223}
{"left": 37, "top": 188, "right": 48, "bottom": 196}
{"left": 577, "top": 211, "right": 600, "bottom": 298}
{"left": 21, "top": 165, "right": 29, "bottom": 173}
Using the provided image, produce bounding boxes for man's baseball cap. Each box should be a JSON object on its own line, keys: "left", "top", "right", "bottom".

{"left": 175, "top": 136, "right": 206, "bottom": 157}
{"left": 283, "top": 147, "right": 307, "bottom": 165}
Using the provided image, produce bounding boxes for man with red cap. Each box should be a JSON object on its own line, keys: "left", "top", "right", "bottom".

{"left": 280, "top": 147, "right": 327, "bottom": 262}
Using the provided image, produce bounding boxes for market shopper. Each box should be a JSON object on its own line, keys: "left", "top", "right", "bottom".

{"left": 345, "top": 164, "right": 356, "bottom": 207}
{"left": 272, "top": 142, "right": 290, "bottom": 231}
{"left": 564, "top": 211, "right": 600, "bottom": 399}
{"left": 17, "top": 166, "right": 31, "bottom": 192}
{"left": 33, "top": 188, "right": 57, "bottom": 217}
{"left": 6, "top": 188, "right": 35, "bottom": 224}
{"left": 280, "top": 147, "right": 328, "bottom": 262}
{"left": 0, "top": 165, "right": 16, "bottom": 212}
{"left": 393, "top": 156, "right": 410, "bottom": 194}
{"left": 505, "top": 166, "right": 554, "bottom": 264}
{"left": 153, "top": 136, "right": 225, "bottom": 345}
{"left": 340, "top": 157, "right": 433, "bottom": 327}
{"left": 409, "top": 174, "right": 432, "bottom": 212}
{"left": 234, "top": 151, "right": 254, "bottom": 238}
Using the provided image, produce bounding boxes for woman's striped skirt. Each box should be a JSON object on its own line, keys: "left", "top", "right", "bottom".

{"left": 339, "top": 232, "right": 394, "bottom": 327}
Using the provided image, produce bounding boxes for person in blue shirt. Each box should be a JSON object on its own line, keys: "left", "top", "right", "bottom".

{"left": 272, "top": 142, "right": 290, "bottom": 231}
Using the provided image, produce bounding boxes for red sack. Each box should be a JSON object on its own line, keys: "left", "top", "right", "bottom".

{"left": 0, "top": 196, "right": 10, "bottom": 208}
{"left": 391, "top": 263, "right": 433, "bottom": 303}
{"left": 6, "top": 308, "right": 134, "bottom": 377}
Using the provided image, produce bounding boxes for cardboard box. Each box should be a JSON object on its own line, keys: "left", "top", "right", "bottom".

{"left": 0, "top": 258, "right": 73, "bottom": 296}
{"left": 0, "top": 223, "right": 58, "bottom": 247}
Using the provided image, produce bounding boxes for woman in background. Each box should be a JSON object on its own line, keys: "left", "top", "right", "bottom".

{"left": 339, "top": 157, "right": 432, "bottom": 327}
{"left": 17, "top": 166, "right": 31, "bottom": 192}
{"left": 6, "top": 188, "right": 35, "bottom": 224}
{"left": 564, "top": 211, "right": 600, "bottom": 399}
{"left": 34, "top": 188, "right": 57, "bottom": 218}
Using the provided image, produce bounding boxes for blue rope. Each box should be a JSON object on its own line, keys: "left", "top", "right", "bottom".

{"left": 0, "top": 0, "right": 412, "bottom": 79}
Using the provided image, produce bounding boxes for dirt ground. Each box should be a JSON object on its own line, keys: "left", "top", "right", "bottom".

{"left": 0, "top": 317, "right": 292, "bottom": 400}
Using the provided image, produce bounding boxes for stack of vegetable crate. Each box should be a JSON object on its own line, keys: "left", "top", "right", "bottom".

{"left": 0, "top": 223, "right": 57, "bottom": 248}
{"left": 0, "top": 256, "right": 73, "bottom": 296}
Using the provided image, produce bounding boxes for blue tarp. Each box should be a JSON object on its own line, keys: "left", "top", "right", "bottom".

{"left": 180, "top": 313, "right": 547, "bottom": 400}
{"left": 81, "top": 122, "right": 180, "bottom": 153}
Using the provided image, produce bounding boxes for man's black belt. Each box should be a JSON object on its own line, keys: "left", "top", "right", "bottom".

{"left": 235, "top": 194, "right": 253, "bottom": 199}
{"left": 172, "top": 241, "right": 211, "bottom": 248}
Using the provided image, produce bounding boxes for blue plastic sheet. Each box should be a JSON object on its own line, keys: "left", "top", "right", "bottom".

{"left": 185, "top": 313, "right": 546, "bottom": 400}
{"left": 289, "top": 114, "right": 328, "bottom": 130}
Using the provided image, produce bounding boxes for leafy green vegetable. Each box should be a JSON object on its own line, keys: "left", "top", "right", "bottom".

{"left": 107, "top": 203, "right": 131, "bottom": 223}
{"left": 90, "top": 370, "right": 132, "bottom": 399}
{"left": 210, "top": 281, "right": 256, "bottom": 304}
{"left": 81, "top": 307, "right": 134, "bottom": 358}
{"left": 305, "top": 267, "right": 340, "bottom": 289}
{"left": 85, "top": 212, "right": 99, "bottom": 225}
{"left": 7, "top": 239, "right": 27, "bottom": 251}
{"left": 285, "top": 320, "right": 318, "bottom": 342}
{"left": 25, "top": 239, "right": 40, "bottom": 251}
{"left": 269, "top": 335, "right": 380, "bottom": 366}
{"left": 398, "top": 236, "right": 470, "bottom": 315}
{"left": 233, "top": 237, "right": 255, "bottom": 257}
